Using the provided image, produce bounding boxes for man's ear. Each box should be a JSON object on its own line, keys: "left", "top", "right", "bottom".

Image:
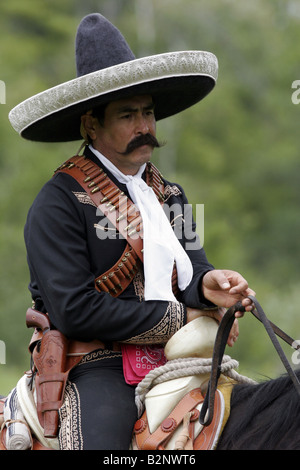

{"left": 80, "top": 113, "right": 98, "bottom": 141}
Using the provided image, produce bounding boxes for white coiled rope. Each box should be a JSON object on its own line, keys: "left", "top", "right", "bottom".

{"left": 135, "top": 355, "right": 257, "bottom": 416}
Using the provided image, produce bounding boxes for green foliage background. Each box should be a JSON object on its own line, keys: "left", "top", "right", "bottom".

{"left": 1, "top": 0, "right": 300, "bottom": 394}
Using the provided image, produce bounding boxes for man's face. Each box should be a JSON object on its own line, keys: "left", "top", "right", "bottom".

{"left": 89, "top": 95, "right": 157, "bottom": 175}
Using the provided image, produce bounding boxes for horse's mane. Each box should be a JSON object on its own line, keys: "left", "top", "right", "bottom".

{"left": 218, "top": 369, "right": 300, "bottom": 450}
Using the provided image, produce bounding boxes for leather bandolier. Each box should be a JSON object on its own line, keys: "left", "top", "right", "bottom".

{"left": 56, "top": 154, "right": 179, "bottom": 297}
{"left": 28, "top": 154, "right": 179, "bottom": 438}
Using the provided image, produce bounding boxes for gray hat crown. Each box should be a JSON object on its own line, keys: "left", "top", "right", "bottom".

{"left": 76, "top": 13, "right": 136, "bottom": 77}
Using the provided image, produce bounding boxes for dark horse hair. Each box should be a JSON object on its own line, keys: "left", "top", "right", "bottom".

{"left": 217, "top": 368, "right": 300, "bottom": 450}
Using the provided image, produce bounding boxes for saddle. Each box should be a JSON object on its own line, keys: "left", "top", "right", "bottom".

{"left": 131, "top": 316, "right": 234, "bottom": 450}
{"left": 132, "top": 385, "right": 232, "bottom": 450}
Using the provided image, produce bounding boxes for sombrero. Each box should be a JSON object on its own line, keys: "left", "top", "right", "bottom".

{"left": 8, "top": 13, "right": 218, "bottom": 143}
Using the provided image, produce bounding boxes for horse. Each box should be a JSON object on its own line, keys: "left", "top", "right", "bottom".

{"left": 217, "top": 368, "right": 300, "bottom": 450}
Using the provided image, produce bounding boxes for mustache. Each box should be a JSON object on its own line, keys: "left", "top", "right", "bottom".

{"left": 120, "top": 133, "right": 164, "bottom": 155}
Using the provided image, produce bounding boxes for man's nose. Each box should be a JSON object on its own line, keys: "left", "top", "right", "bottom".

{"left": 136, "top": 115, "right": 149, "bottom": 134}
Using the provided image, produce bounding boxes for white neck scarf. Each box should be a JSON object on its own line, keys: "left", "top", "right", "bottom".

{"left": 89, "top": 145, "right": 193, "bottom": 302}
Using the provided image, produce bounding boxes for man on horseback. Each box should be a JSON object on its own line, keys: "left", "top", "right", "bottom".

{"left": 8, "top": 13, "right": 255, "bottom": 449}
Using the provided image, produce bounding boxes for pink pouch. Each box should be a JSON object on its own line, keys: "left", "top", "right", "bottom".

{"left": 121, "top": 344, "right": 167, "bottom": 385}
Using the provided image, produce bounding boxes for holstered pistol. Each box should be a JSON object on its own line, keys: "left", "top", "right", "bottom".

{"left": 32, "top": 329, "right": 68, "bottom": 438}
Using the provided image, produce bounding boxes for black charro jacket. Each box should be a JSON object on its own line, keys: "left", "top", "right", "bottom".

{"left": 24, "top": 146, "right": 214, "bottom": 345}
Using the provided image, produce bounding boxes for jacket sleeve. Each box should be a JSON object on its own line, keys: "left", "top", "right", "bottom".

{"left": 24, "top": 173, "right": 186, "bottom": 344}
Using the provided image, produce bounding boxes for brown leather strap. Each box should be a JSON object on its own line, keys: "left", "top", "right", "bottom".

{"left": 95, "top": 245, "right": 141, "bottom": 297}
{"left": 134, "top": 388, "right": 205, "bottom": 450}
{"left": 134, "top": 388, "right": 224, "bottom": 450}
{"left": 55, "top": 154, "right": 179, "bottom": 297}
{"left": 55, "top": 154, "right": 165, "bottom": 263}
{"left": 67, "top": 339, "right": 108, "bottom": 355}
{"left": 193, "top": 389, "right": 223, "bottom": 450}
{"left": 28, "top": 320, "right": 119, "bottom": 361}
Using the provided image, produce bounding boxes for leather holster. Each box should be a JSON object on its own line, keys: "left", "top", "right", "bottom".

{"left": 27, "top": 307, "right": 107, "bottom": 438}
{"left": 32, "top": 330, "right": 69, "bottom": 438}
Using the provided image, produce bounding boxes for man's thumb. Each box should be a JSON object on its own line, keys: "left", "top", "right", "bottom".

{"left": 216, "top": 272, "right": 230, "bottom": 290}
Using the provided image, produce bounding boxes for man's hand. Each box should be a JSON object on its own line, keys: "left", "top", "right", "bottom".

{"left": 202, "top": 269, "right": 256, "bottom": 317}
{"left": 186, "top": 307, "right": 239, "bottom": 347}
{"left": 186, "top": 269, "right": 255, "bottom": 347}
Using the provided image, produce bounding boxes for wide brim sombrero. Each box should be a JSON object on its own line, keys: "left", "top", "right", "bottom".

{"left": 8, "top": 13, "right": 218, "bottom": 143}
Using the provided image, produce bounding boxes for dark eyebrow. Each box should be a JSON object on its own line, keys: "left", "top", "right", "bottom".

{"left": 117, "top": 102, "right": 155, "bottom": 114}
{"left": 144, "top": 102, "right": 155, "bottom": 111}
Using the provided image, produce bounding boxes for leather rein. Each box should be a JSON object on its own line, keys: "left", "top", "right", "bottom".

{"left": 200, "top": 295, "right": 300, "bottom": 426}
